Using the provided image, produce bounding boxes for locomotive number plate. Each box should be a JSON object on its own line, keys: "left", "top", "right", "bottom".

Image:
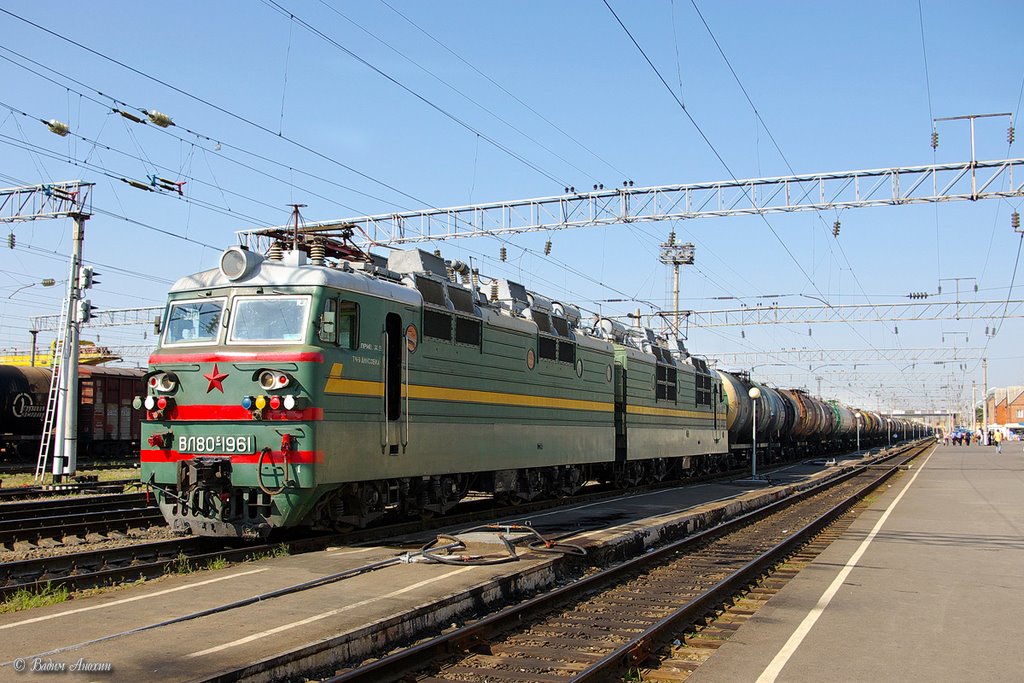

{"left": 178, "top": 435, "right": 255, "bottom": 454}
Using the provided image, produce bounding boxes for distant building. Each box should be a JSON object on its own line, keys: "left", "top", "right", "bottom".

{"left": 986, "top": 386, "right": 1024, "bottom": 439}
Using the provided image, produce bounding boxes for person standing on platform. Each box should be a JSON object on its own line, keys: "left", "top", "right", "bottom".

{"left": 995, "top": 430, "right": 1003, "bottom": 454}
{"left": 965, "top": 432, "right": 972, "bottom": 446}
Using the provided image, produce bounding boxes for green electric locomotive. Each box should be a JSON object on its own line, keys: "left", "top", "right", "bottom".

{"left": 139, "top": 242, "right": 726, "bottom": 537}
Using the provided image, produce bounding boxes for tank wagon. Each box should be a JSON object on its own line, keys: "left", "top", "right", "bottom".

{"left": 139, "top": 244, "right": 726, "bottom": 537}
{"left": 715, "top": 370, "right": 902, "bottom": 460}
{"left": 0, "top": 364, "right": 143, "bottom": 462}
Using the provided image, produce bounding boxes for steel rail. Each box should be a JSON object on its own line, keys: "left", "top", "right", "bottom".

{"left": 0, "top": 538, "right": 287, "bottom": 602}
{"left": 0, "top": 508, "right": 165, "bottom": 546}
{"left": 0, "top": 479, "right": 137, "bottom": 502}
{"left": 0, "top": 492, "right": 149, "bottom": 517}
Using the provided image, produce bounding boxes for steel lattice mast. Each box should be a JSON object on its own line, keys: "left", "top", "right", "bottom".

{"left": 0, "top": 181, "right": 93, "bottom": 481}
{"left": 237, "top": 158, "right": 1024, "bottom": 246}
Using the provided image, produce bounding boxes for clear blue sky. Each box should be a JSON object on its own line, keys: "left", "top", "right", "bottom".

{"left": 0, "top": 1, "right": 1020, "bottom": 416}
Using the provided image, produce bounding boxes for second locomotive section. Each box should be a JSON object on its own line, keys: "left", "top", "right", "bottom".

{"left": 140, "top": 246, "right": 725, "bottom": 537}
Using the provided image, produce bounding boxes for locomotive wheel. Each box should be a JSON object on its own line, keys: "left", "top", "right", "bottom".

{"left": 649, "top": 459, "right": 668, "bottom": 482}
{"left": 557, "top": 465, "right": 585, "bottom": 497}
{"left": 613, "top": 462, "right": 644, "bottom": 489}
{"left": 514, "top": 468, "right": 546, "bottom": 503}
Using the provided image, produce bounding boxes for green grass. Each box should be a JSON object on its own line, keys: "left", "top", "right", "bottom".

{"left": 170, "top": 552, "right": 193, "bottom": 574}
{"left": 204, "top": 557, "right": 229, "bottom": 571}
{"left": 0, "top": 583, "right": 70, "bottom": 613}
{"left": 250, "top": 543, "right": 291, "bottom": 562}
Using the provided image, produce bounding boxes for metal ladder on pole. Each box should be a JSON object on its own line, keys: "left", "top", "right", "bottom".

{"left": 35, "top": 308, "right": 68, "bottom": 482}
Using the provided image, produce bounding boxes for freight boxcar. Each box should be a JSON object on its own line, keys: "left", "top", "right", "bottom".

{"left": 0, "top": 364, "right": 144, "bottom": 462}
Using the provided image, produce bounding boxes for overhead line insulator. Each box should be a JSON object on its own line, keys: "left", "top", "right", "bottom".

{"left": 121, "top": 178, "right": 154, "bottom": 192}
{"left": 113, "top": 108, "right": 146, "bottom": 124}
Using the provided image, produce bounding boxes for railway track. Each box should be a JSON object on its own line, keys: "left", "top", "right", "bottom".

{"left": 0, "top": 461, "right": 138, "bottom": 475}
{"left": 0, "top": 537, "right": 287, "bottom": 601}
{"left": 0, "top": 491, "right": 149, "bottom": 517}
{"left": 322, "top": 440, "right": 931, "bottom": 682}
{"left": 0, "top": 494, "right": 162, "bottom": 549}
{"left": 0, "top": 444, "right": 905, "bottom": 609}
{"left": 0, "top": 478, "right": 138, "bottom": 501}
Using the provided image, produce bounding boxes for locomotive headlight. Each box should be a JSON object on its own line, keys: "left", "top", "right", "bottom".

{"left": 268, "top": 395, "right": 281, "bottom": 410}
{"left": 283, "top": 395, "right": 296, "bottom": 410}
{"left": 241, "top": 396, "right": 254, "bottom": 410}
{"left": 258, "top": 370, "right": 291, "bottom": 391}
{"left": 255, "top": 395, "right": 267, "bottom": 410}
{"left": 144, "top": 396, "right": 156, "bottom": 410}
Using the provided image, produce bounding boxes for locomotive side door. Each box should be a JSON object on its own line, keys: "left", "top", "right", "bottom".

{"left": 382, "top": 312, "right": 404, "bottom": 455}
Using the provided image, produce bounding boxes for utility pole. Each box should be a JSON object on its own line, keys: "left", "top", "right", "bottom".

{"left": 658, "top": 231, "right": 694, "bottom": 336}
{"left": 972, "top": 381, "right": 977, "bottom": 432}
{"left": 53, "top": 213, "right": 87, "bottom": 480}
{"left": 0, "top": 180, "right": 94, "bottom": 483}
{"left": 982, "top": 357, "right": 989, "bottom": 444}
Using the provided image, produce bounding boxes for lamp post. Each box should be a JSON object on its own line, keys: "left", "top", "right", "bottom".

{"left": 749, "top": 386, "right": 761, "bottom": 479}
{"left": 855, "top": 411, "right": 862, "bottom": 452}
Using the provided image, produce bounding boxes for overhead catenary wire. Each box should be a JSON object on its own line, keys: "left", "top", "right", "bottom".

{"left": 375, "top": 0, "right": 631, "bottom": 182}
{"left": 315, "top": 1, "right": 604, "bottom": 187}
{"left": 261, "top": 0, "right": 570, "bottom": 188}
{"left": 0, "top": 6, "right": 437, "bottom": 209}
{"left": 604, "top": 0, "right": 911, "bottom": 389}
{"left": 0, "top": 42, "right": 405, "bottom": 213}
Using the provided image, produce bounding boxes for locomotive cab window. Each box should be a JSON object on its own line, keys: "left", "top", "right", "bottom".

{"left": 319, "top": 298, "right": 359, "bottom": 349}
{"left": 228, "top": 295, "right": 312, "bottom": 344}
{"left": 338, "top": 300, "right": 359, "bottom": 349}
{"left": 163, "top": 298, "right": 225, "bottom": 345}
{"left": 319, "top": 299, "right": 337, "bottom": 344}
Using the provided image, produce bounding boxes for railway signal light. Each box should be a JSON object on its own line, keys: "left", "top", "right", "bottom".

{"left": 77, "top": 299, "right": 98, "bottom": 323}
{"left": 78, "top": 265, "right": 98, "bottom": 289}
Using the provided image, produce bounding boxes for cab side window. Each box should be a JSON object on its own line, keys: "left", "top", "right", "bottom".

{"left": 319, "top": 298, "right": 337, "bottom": 344}
{"left": 339, "top": 300, "right": 359, "bottom": 350}
{"left": 319, "top": 297, "right": 359, "bottom": 350}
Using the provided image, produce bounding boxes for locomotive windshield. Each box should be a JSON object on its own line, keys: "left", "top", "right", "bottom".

{"left": 163, "top": 298, "right": 225, "bottom": 345}
{"left": 228, "top": 295, "right": 311, "bottom": 343}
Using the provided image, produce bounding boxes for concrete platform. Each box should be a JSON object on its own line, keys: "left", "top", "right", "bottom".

{"left": 689, "top": 443, "right": 1024, "bottom": 683}
{"left": 0, "top": 447, "right": 902, "bottom": 682}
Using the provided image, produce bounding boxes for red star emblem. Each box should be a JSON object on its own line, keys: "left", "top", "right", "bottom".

{"left": 203, "top": 364, "right": 229, "bottom": 393}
